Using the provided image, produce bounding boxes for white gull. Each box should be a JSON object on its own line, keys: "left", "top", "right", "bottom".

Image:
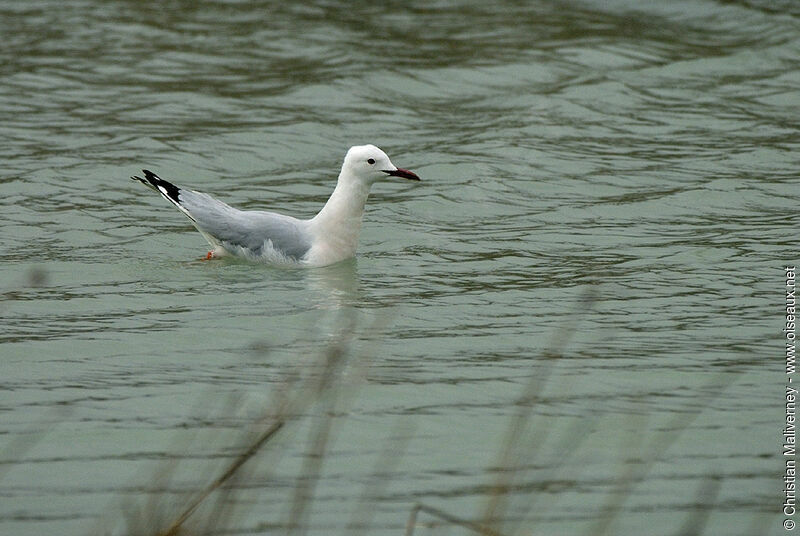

{"left": 131, "top": 144, "right": 420, "bottom": 267}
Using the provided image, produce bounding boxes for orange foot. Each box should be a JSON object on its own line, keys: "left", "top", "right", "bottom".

{"left": 201, "top": 251, "right": 215, "bottom": 261}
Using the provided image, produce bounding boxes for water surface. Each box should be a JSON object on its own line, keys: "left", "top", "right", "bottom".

{"left": 1, "top": 0, "right": 796, "bottom": 534}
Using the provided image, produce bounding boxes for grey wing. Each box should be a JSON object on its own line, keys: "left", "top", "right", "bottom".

{"left": 132, "top": 170, "right": 312, "bottom": 260}
{"left": 179, "top": 189, "right": 313, "bottom": 259}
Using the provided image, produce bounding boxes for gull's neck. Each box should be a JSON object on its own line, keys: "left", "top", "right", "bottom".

{"left": 306, "top": 173, "right": 372, "bottom": 264}
{"left": 314, "top": 174, "right": 371, "bottom": 226}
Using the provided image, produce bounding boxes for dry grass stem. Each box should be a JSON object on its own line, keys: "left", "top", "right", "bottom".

{"left": 482, "top": 288, "right": 598, "bottom": 528}
{"left": 405, "top": 503, "right": 511, "bottom": 536}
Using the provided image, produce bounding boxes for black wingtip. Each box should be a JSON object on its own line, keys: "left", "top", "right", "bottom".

{"left": 135, "top": 169, "right": 181, "bottom": 203}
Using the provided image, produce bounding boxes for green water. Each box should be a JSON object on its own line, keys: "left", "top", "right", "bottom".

{"left": 1, "top": 0, "right": 796, "bottom": 534}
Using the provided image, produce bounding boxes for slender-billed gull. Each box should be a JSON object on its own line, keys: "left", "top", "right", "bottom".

{"left": 131, "top": 144, "right": 420, "bottom": 267}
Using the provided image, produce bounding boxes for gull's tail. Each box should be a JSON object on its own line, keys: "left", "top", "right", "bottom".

{"left": 131, "top": 170, "right": 196, "bottom": 222}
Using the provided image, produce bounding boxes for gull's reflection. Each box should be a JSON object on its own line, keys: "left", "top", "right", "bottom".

{"left": 301, "top": 258, "right": 364, "bottom": 342}
{"left": 304, "top": 257, "right": 362, "bottom": 311}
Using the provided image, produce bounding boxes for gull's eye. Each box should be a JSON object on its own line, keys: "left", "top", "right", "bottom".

{"left": 367, "top": 158, "right": 375, "bottom": 165}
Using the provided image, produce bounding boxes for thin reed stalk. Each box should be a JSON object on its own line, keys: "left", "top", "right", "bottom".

{"left": 405, "top": 503, "right": 510, "bottom": 536}
{"left": 481, "top": 288, "right": 598, "bottom": 528}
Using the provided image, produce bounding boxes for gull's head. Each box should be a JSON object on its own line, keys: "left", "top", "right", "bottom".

{"left": 340, "top": 144, "right": 421, "bottom": 186}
